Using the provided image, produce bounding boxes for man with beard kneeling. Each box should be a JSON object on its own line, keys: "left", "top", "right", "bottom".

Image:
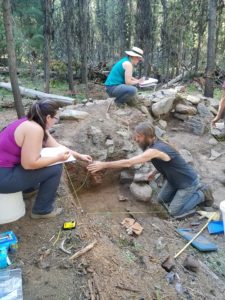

{"left": 87, "top": 122, "right": 214, "bottom": 219}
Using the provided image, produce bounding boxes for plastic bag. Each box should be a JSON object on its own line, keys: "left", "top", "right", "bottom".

{"left": 0, "top": 269, "right": 23, "bottom": 300}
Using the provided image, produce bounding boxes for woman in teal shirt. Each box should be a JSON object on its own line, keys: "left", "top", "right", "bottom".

{"left": 105, "top": 47, "right": 144, "bottom": 105}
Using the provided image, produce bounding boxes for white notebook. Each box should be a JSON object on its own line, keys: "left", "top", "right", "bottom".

{"left": 40, "top": 146, "right": 76, "bottom": 165}
{"left": 139, "top": 78, "right": 158, "bottom": 87}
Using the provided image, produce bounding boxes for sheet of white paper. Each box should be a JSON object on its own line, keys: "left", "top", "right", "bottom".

{"left": 40, "top": 146, "right": 76, "bottom": 165}
{"left": 139, "top": 78, "right": 158, "bottom": 87}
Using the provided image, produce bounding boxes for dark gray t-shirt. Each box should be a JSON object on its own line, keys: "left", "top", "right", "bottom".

{"left": 150, "top": 140, "right": 197, "bottom": 189}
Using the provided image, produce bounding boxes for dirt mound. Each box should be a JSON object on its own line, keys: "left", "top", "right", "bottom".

{"left": 1, "top": 91, "right": 225, "bottom": 300}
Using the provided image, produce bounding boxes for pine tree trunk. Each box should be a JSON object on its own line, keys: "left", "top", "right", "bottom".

{"left": 43, "top": 0, "right": 52, "bottom": 93}
{"left": 215, "top": 2, "right": 224, "bottom": 57}
{"left": 78, "top": 0, "right": 88, "bottom": 85}
{"left": 204, "top": 0, "right": 217, "bottom": 97}
{"left": 62, "top": 0, "right": 75, "bottom": 93}
{"left": 119, "top": 0, "right": 127, "bottom": 56}
{"left": 161, "top": 0, "right": 169, "bottom": 81}
{"left": 2, "top": 0, "right": 25, "bottom": 118}
{"left": 135, "top": 0, "right": 152, "bottom": 76}
{"left": 195, "top": 0, "right": 207, "bottom": 72}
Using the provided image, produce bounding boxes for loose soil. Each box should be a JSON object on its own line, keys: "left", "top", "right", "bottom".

{"left": 1, "top": 91, "right": 225, "bottom": 300}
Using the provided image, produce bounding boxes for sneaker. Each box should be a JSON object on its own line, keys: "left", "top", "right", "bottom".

{"left": 31, "top": 207, "right": 63, "bottom": 219}
{"left": 173, "top": 209, "right": 196, "bottom": 220}
{"left": 200, "top": 184, "right": 214, "bottom": 207}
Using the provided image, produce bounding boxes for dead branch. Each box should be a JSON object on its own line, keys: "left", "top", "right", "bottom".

{"left": 0, "top": 82, "right": 74, "bottom": 106}
{"left": 69, "top": 240, "right": 97, "bottom": 260}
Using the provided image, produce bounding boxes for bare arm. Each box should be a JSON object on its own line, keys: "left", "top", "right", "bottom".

{"left": 212, "top": 89, "right": 225, "bottom": 125}
{"left": 123, "top": 62, "right": 143, "bottom": 85}
{"left": 87, "top": 149, "right": 170, "bottom": 173}
{"left": 21, "top": 125, "right": 70, "bottom": 169}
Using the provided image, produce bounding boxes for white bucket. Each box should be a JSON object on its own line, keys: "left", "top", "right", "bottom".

{"left": 220, "top": 200, "right": 225, "bottom": 235}
{"left": 0, "top": 192, "right": 25, "bottom": 224}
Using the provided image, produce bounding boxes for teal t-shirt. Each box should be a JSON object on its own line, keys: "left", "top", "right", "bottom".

{"left": 105, "top": 57, "right": 130, "bottom": 86}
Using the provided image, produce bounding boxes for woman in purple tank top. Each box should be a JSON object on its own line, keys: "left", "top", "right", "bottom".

{"left": 0, "top": 99, "right": 92, "bottom": 219}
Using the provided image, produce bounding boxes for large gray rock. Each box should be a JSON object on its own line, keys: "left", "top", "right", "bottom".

{"left": 155, "top": 126, "right": 166, "bottom": 138}
{"left": 200, "top": 96, "right": 219, "bottom": 109}
{"left": 91, "top": 149, "right": 108, "bottom": 161}
{"left": 186, "top": 95, "right": 201, "bottom": 105}
{"left": 179, "top": 149, "right": 193, "bottom": 164}
{"left": 134, "top": 173, "right": 149, "bottom": 183}
{"left": 173, "top": 113, "right": 189, "bottom": 121}
{"left": 208, "top": 138, "right": 218, "bottom": 146}
{"left": 175, "top": 104, "right": 197, "bottom": 115}
{"left": 158, "top": 120, "right": 167, "bottom": 129}
{"left": 116, "top": 130, "right": 130, "bottom": 139}
{"left": 209, "top": 149, "right": 222, "bottom": 161}
{"left": 105, "top": 139, "right": 114, "bottom": 156}
{"left": 88, "top": 126, "right": 105, "bottom": 145}
{"left": 184, "top": 116, "right": 206, "bottom": 135}
{"left": 60, "top": 109, "right": 90, "bottom": 120}
{"left": 130, "top": 182, "right": 152, "bottom": 202}
{"left": 122, "top": 140, "right": 134, "bottom": 152}
{"left": 209, "top": 106, "right": 218, "bottom": 115}
{"left": 211, "top": 127, "right": 222, "bottom": 136}
{"left": 105, "top": 139, "right": 114, "bottom": 147}
{"left": 120, "top": 170, "right": 134, "bottom": 184}
{"left": 210, "top": 126, "right": 225, "bottom": 139}
{"left": 197, "top": 103, "right": 213, "bottom": 118}
{"left": 151, "top": 89, "right": 177, "bottom": 102}
{"left": 152, "top": 96, "right": 175, "bottom": 117}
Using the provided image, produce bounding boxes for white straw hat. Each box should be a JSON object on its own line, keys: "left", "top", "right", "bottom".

{"left": 125, "top": 46, "right": 143, "bottom": 58}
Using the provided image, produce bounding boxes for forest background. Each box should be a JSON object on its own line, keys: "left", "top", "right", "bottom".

{"left": 0, "top": 0, "right": 225, "bottom": 116}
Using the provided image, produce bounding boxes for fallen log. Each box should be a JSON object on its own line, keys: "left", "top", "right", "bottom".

{"left": 162, "top": 71, "right": 188, "bottom": 88}
{"left": 162, "top": 67, "right": 195, "bottom": 88}
{"left": 0, "top": 82, "right": 74, "bottom": 106}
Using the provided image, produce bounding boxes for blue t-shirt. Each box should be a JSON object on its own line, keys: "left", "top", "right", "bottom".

{"left": 105, "top": 57, "right": 130, "bottom": 86}
{"left": 150, "top": 140, "right": 197, "bottom": 189}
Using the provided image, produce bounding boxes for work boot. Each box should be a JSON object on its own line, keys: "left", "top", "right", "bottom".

{"left": 200, "top": 184, "right": 214, "bottom": 207}
{"left": 31, "top": 207, "right": 63, "bottom": 219}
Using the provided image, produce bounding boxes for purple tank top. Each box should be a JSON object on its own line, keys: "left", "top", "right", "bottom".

{"left": 0, "top": 118, "right": 27, "bottom": 167}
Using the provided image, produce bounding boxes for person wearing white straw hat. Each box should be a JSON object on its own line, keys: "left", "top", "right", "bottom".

{"left": 105, "top": 46, "right": 145, "bottom": 106}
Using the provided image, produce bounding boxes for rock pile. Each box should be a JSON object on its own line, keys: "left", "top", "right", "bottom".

{"left": 137, "top": 87, "right": 217, "bottom": 136}
{"left": 54, "top": 85, "right": 219, "bottom": 198}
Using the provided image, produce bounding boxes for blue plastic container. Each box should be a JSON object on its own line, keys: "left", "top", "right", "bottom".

{"left": 0, "top": 247, "right": 8, "bottom": 269}
{"left": 0, "top": 231, "right": 18, "bottom": 253}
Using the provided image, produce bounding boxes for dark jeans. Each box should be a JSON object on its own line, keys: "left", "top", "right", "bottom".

{"left": 106, "top": 84, "right": 137, "bottom": 104}
{"left": 0, "top": 164, "right": 63, "bottom": 214}
{"left": 157, "top": 179, "right": 204, "bottom": 216}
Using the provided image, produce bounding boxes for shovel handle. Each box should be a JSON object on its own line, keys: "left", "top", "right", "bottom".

{"left": 174, "top": 212, "right": 216, "bottom": 259}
